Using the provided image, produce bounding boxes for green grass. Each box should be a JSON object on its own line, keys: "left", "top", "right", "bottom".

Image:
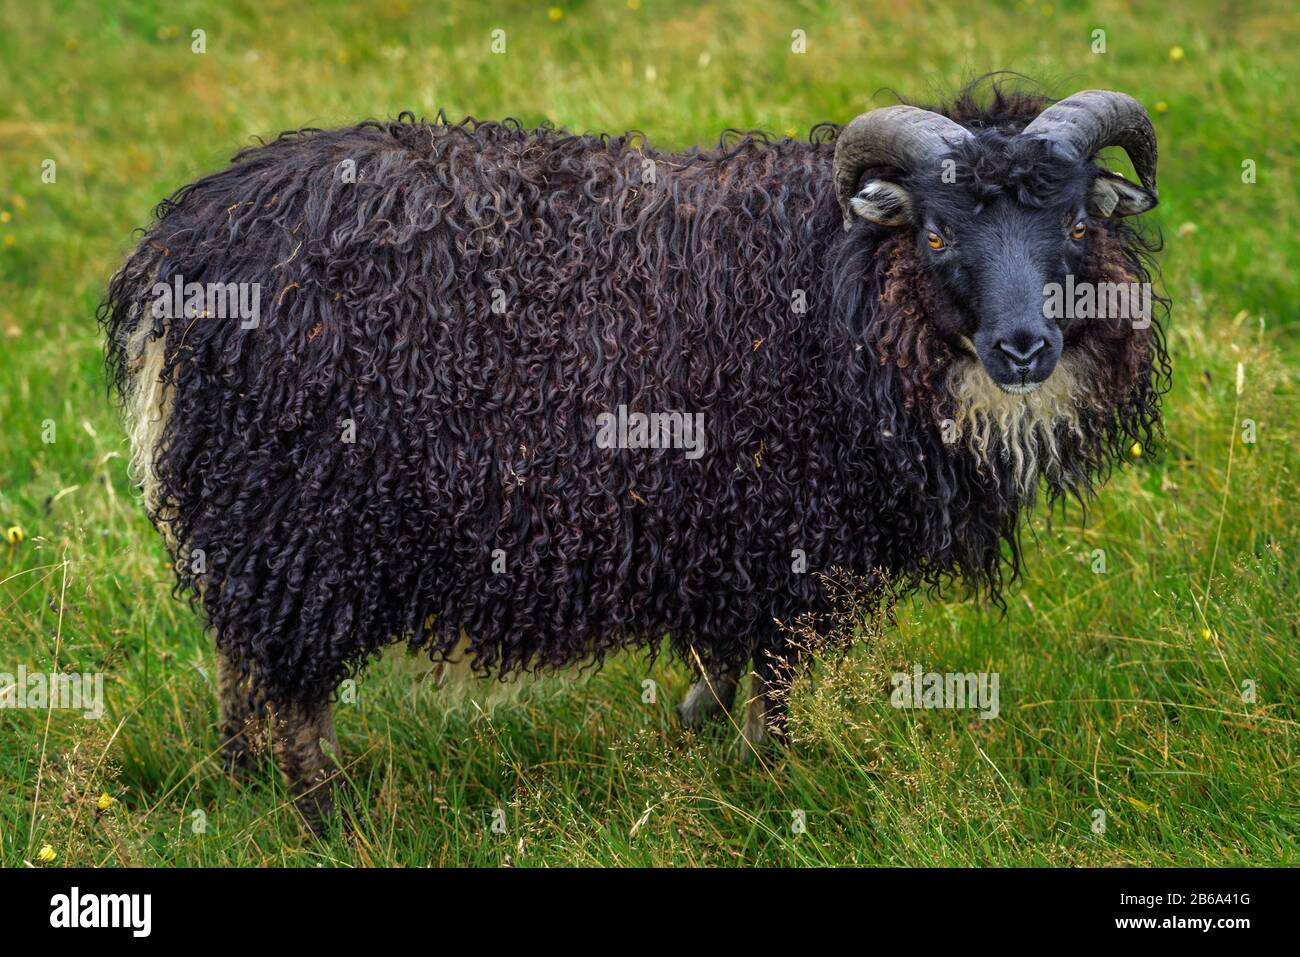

{"left": 2, "top": 0, "right": 1297, "bottom": 866}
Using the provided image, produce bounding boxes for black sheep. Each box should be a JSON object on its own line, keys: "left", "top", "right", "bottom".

{"left": 99, "top": 79, "right": 1167, "bottom": 830}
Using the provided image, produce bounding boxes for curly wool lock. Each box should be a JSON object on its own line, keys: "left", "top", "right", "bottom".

{"left": 100, "top": 85, "right": 1167, "bottom": 745}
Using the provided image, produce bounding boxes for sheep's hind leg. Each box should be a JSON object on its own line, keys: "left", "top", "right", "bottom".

{"left": 675, "top": 664, "right": 740, "bottom": 729}
{"left": 271, "top": 696, "right": 339, "bottom": 835}
{"left": 217, "top": 648, "right": 262, "bottom": 779}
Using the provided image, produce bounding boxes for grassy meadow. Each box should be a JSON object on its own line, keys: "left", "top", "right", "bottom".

{"left": 1, "top": 0, "right": 1297, "bottom": 866}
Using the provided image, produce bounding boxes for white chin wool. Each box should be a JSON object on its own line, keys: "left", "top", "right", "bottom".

{"left": 947, "top": 352, "right": 1094, "bottom": 496}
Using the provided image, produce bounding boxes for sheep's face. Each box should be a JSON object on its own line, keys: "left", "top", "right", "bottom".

{"left": 850, "top": 138, "right": 1156, "bottom": 397}
{"left": 838, "top": 91, "right": 1163, "bottom": 497}
{"left": 909, "top": 188, "right": 1082, "bottom": 393}
{"left": 852, "top": 138, "right": 1161, "bottom": 495}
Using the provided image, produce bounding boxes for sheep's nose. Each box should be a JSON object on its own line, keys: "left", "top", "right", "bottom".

{"left": 995, "top": 337, "right": 1047, "bottom": 367}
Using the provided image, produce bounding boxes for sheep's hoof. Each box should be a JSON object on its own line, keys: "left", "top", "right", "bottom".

{"left": 220, "top": 719, "right": 268, "bottom": 783}
{"left": 291, "top": 775, "right": 339, "bottom": 838}
{"left": 221, "top": 742, "right": 256, "bottom": 782}
{"left": 674, "top": 681, "right": 723, "bottom": 729}
{"left": 740, "top": 693, "right": 789, "bottom": 759}
{"left": 674, "top": 673, "right": 739, "bottom": 729}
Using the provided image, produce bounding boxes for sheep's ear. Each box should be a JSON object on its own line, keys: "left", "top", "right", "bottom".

{"left": 1089, "top": 171, "right": 1156, "bottom": 218}
{"left": 849, "top": 180, "right": 913, "bottom": 226}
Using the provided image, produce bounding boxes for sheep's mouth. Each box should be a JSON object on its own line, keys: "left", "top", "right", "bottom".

{"left": 995, "top": 380, "right": 1042, "bottom": 396}
{"left": 953, "top": 343, "right": 1047, "bottom": 398}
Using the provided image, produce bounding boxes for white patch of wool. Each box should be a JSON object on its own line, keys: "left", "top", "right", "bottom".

{"left": 947, "top": 351, "right": 1093, "bottom": 495}
{"left": 123, "top": 323, "right": 175, "bottom": 542}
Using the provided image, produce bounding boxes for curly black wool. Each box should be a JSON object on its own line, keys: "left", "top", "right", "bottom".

{"left": 100, "top": 87, "right": 1167, "bottom": 711}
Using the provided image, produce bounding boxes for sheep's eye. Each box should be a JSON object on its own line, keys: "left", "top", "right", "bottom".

{"left": 1070, "top": 221, "right": 1087, "bottom": 240}
{"left": 926, "top": 231, "right": 945, "bottom": 250}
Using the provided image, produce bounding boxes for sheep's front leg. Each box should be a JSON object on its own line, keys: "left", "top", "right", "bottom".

{"left": 743, "top": 648, "right": 794, "bottom": 749}
{"left": 271, "top": 696, "right": 339, "bottom": 834}
{"left": 674, "top": 664, "right": 740, "bottom": 729}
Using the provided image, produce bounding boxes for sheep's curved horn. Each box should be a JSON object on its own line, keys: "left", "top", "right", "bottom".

{"left": 1021, "top": 90, "right": 1158, "bottom": 200}
{"left": 833, "top": 106, "right": 973, "bottom": 227}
